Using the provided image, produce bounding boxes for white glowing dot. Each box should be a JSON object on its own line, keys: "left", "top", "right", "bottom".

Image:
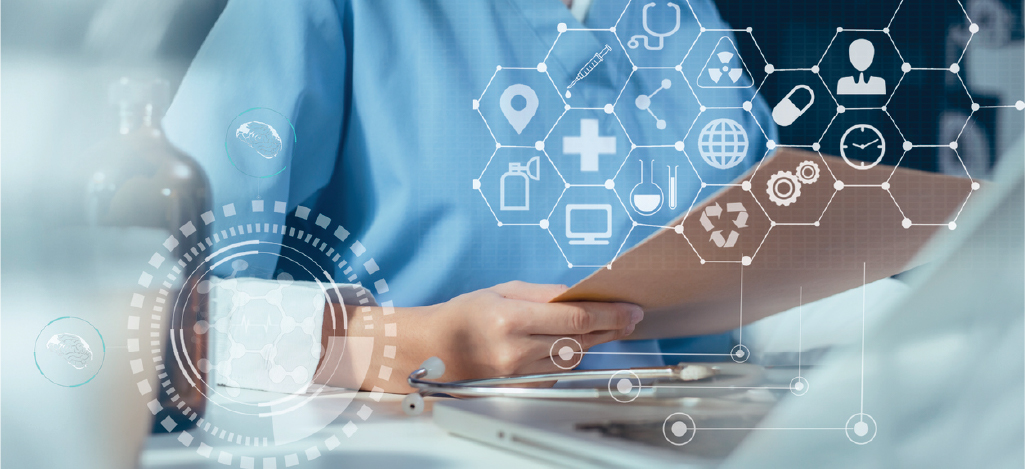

{"left": 535, "top": 141, "right": 545, "bottom": 151}
{"left": 902, "top": 218, "right": 912, "bottom": 229}
{"left": 537, "top": 63, "right": 547, "bottom": 73}
{"left": 674, "top": 141, "right": 685, "bottom": 151}
{"left": 795, "top": 381, "right": 804, "bottom": 391}
{"left": 558, "top": 346, "right": 574, "bottom": 361}
{"left": 854, "top": 421, "right": 869, "bottom": 437}
{"left": 472, "top": 179, "right": 481, "bottom": 190}
{"left": 616, "top": 378, "right": 632, "bottom": 394}
{"left": 557, "top": 23, "right": 567, "bottom": 33}
{"left": 901, "top": 63, "right": 911, "bottom": 73}
{"left": 540, "top": 219, "right": 550, "bottom": 230}
{"left": 969, "top": 23, "right": 979, "bottom": 34}
{"left": 812, "top": 142, "right": 821, "bottom": 151}
{"left": 764, "top": 64, "right": 775, "bottom": 74}
{"left": 742, "top": 101, "right": 752, "bottom": 111}
{"left": 741, "top": 181, "right": 752, "bottom": 191}
{"left": 811, "top": 65, "right": 820, "bottom": 74}
{"left": 837, "top": 105, "right": 845, "bottom": 114}
{"left": 604, "top": 179, "right": 615, "bottom": 190}
{"left": 671, "top": 421, "right": 688, "bottom": 437}
{"left": 604, "top": 104, "right": 614, "bottom": 114}
{"left": 950, "top": 63, "right": 960, "bottom": 74}
{"left": 881, "top": 182, "right": 890, "bottom": 191}
{"left": 948, "top": 222, "right": 957, "bottom": 230}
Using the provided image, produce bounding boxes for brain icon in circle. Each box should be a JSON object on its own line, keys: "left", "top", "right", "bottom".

{"left": 235, "top": 120, "right": 283, "bottom": 159}
{"left": 46, "top": 333, "right": 93, "bottom": 370}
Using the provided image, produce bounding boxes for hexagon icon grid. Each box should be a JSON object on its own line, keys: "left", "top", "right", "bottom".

{"left": 470, "top": 1, "right": 1014, "bottom": 271}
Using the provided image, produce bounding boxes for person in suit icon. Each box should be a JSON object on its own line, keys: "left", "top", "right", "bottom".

{"left": 837, "top": 38, "right": 886, "bottom": 95}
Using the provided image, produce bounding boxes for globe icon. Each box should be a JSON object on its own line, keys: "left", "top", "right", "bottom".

{"left": 697, "top": 118, "right": 749, "bottom": 169}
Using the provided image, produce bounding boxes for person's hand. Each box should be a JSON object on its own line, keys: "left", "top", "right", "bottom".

{"left": 422, "top": 281, "right": 643, "bottom": 381}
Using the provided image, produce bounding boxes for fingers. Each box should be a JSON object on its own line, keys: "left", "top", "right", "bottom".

{"left": 513, "top": 300, "right": 643, "bottom": 335}
{"left": 489, "top": 281, "right": 568, "bottom": 303}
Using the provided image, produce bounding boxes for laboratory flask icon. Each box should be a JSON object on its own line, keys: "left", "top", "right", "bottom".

{"left": 772, "top": 85, "right": 815, "bottom": 127}
{"left": 499, "top": 84, "right": 539, "bottom": 134}
{"left": 500, "top": 156, "right": 541, "bottom": 211}
{"left": 629, "top": 160, "right": 664, "bottom": 216}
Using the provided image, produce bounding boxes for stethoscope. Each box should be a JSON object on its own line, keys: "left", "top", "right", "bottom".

{"left": 401, "top": 357, "right": 764, "bottom": 415}
{"left": 628, "top": 2, "right": 681, "bottom": 51}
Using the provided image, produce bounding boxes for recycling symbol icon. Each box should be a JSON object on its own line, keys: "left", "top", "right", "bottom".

{"left": 699, "top": 202, "right": 748, "bottom": 248}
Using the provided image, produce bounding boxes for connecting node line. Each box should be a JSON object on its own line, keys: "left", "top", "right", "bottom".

{"left": 738, "top": 264, "right": 744, "bottom": 345}
{"left": 578, "top": 351, "right": 732, "bottom": 356}
{"left": 798, "top": 286, "right": 803, "bottom": 377}
{"left": 860, "top": 262, "right": 866, "bottom": 418}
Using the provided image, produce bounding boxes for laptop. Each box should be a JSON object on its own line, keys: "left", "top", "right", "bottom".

{"left": 433, "top": 139, "right": 1025, "bottom": 468}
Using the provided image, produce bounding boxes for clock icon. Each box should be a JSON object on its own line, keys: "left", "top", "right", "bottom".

{"left": 840, "top": 124, "right": 885, "bottom": 170}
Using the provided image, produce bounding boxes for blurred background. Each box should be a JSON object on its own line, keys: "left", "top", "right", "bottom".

{"left": 1, "top": 0, "right": 1022, "bottom": 467}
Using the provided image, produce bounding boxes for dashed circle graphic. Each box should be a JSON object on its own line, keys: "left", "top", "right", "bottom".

{"left": 127, "top": 199, "right": 397, "bottom": 467}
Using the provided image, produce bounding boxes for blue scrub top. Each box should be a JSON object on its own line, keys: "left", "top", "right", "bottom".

{"left": 164, "top": 0, "right": 775, "bottom": 370}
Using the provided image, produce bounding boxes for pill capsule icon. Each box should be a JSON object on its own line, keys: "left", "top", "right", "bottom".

{"left": 772, "top": 85, "right": 815, "bottom": 127}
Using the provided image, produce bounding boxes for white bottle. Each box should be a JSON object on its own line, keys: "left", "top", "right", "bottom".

{"left": 500, "top": 156, "right": 540, "bottom": 211}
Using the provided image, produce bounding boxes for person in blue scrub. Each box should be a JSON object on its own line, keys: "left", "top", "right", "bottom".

{"left": 164, "top": 0, "right": 774, "bottom": 393}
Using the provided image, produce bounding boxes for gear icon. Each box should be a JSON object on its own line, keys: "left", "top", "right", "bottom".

{"left": 767, "top": 171, "right": 802, "bottom": 206}
{"left": 795, "top": 160, "right": 820, "bottom": 184}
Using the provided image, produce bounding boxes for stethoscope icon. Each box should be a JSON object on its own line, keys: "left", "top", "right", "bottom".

{"left": 627, "top": 2, "right": 681, "bottom": 51}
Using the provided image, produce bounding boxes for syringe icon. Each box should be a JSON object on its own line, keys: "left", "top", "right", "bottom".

{"left": 567, "top": 44, "right": 612, "bottom": 89}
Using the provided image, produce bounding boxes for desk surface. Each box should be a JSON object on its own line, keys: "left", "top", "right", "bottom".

{"left": 140, "top": 392, "right": 549, "bottom": 468}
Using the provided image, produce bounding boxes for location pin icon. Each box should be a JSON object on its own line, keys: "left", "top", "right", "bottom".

{"left": 499, "top": 84, "right": 539, "bottom": 134}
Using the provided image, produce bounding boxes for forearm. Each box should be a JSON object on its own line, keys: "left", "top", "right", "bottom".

{"left": 315, "top": 303, "right": 438, "bottom": 393}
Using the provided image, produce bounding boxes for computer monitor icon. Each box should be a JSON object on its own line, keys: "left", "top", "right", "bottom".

{"left": 566, "top": 204, "right": 612, "bottom": 245}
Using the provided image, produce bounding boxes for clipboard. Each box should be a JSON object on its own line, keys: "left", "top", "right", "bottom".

{"left": 552, "top": 148, "right": 977, "bottom": 339}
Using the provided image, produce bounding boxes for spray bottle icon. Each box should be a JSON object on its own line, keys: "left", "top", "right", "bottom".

{"left": 500, "top": 156, "right": 541, "bottom": 211}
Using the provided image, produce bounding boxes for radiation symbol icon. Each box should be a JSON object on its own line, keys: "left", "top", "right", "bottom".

{"left": 698, "top": 37, "right": 754, "bottom": 89}
{"left": 699, "top": 202, "right": 748, "bottom": 248}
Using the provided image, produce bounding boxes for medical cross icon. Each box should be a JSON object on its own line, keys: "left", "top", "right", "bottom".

{"left": 563, "top": 118, "right": 616, "bottom": 172}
